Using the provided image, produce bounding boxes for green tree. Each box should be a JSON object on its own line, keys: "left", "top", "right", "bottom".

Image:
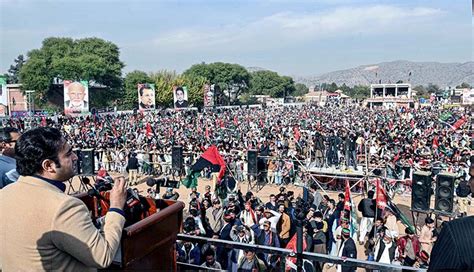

{"left": 183, "top": 62, "right": 250, "bottom": 104}
{"left": 292, "top": 83, "right": 309, "bottom": 97}
{"left": 123, "top": 70, "right": 152, "bottom": 109}
{"left": 150, "top": 70, "right": 179, "bottom": 107}
{"left": 249, "top": 70, "right": 295, "bottom": 98}
{"left": 413, "top": 85, "right": 429, "bottom": 98}
{"left": 427, "top": 83, "right": 441, "bottom": 95}
{"left": 19, "top": 37, "right": 124, "bottom": 109}
{"left": 7, "top": 54, "right": 25, "bottom": 84}
{"left": 349, "top": 85, "right": 370, "bottom": 99}
{"left": 456, "top": 82, "right": 471, "bottom": 89}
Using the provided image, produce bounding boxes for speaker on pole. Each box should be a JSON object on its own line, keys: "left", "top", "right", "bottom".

{"left": 247, "top": 150, "right": 258, "bottom": 176}
{"left": 172, "top": 146, "right": 183, "bottom": 172}
{"left": 411, "top": 171, "right": 432, "bottom": 212}
{"left": 81, "top": 149, "right": 95, "bottom": 176}
{"left": 434, "top": 173, "right": 456, "bottom": 214}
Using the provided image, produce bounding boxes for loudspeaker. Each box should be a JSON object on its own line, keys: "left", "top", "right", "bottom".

{"left": 73, "top": 149, "right": 82, "bottom": 174}
{"left": 434, "top": 173, "right": 456, "bottom": 214}
{"left": 411, "top": 171, "right": 431, "bottom": 212}
{"left": 81, "top": 149, "right": 95, "bottom": 176}
{"left": 172, "top": 146, "right": 183, "bottom": 172}
{"left": 247, "top": 150, "right": 258, "bottom": 175}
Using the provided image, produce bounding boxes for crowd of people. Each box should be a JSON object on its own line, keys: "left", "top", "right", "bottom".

{"left": 1, "top": 102, "right": 472, "bottom": 271}
{"left": 2, "top": 103, "right": 472, "bottom": 185}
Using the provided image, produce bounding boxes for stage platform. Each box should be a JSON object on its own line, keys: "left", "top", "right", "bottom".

{"left": 307, "top": 166, "right": 366, "bottom": 179}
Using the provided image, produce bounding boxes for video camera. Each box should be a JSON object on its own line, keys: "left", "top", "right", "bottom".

{"left": 146, "top": 177, "right": 180, "bottom": 189}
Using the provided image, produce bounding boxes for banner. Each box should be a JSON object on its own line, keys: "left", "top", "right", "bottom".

{"left": 138, "top": 83, "right": 155, "bottom": 110}
{"left": 173, "top": 86, "right": 188, "bottom": 108}
{"left": 64, "top": 80, "right": 89, "bottom": 115}
{"left": 376, "top": 179, "right": 387, "bottom": 210}
{"left": 203, "top": 84, "right": 213, "bottom": 107}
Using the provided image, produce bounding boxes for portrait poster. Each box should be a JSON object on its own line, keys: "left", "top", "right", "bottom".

{"left": 138, "top": 83, "right": 156, "bottom": 110}
{"left": 203, "top": 84, "right": 214, "bottom": 107}
{"left": 173, "top": 86, "right": 188, "bottom": 108}
{"left": 64, "top": 80, "right": 89, "bottom": 115}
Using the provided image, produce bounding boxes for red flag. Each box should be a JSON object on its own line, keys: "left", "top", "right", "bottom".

{"left": 451, "top": 116, "right": 466, "bottom": 131}
{"left": 146, "top": 122, "right": 152, "bottom": 137}
{"left": 294, "top": 126, "right": 301, "bottom": 141}
{"left": 233, "top": 116, "right": 238, "bottom": 126}
{"left": 410, "top": 119, "right": 415, "bottom": 128}
{"left": 376, "top": 179, "right": 388, "bottom": 209}
{"left": 220, "top": 119, "right": 225, "bottom": 128}
{"left": 41, "top": 116, "right": 47, "bottom": 127}
{"left": 388, "top": 120, "right": 393, "bottom": 130}
{"left": 344, "top": 180, "right": 351, "bottom": 211}
{"left": 200, "top": 145, "right": 226, "bottom": 181}
{"left": 285, "top": 233, "right": 307, "bottom": 271}
{"left": 432, "top": 135, "right": 439, "bottom": 149}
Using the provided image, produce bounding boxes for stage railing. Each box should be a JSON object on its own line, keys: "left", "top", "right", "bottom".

{"left": 177, "top": 234, "right": 425, "bottom": 272}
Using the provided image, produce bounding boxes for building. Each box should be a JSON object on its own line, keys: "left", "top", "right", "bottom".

{"left": 365, "top": 83, "right": 414, "bottom": 109}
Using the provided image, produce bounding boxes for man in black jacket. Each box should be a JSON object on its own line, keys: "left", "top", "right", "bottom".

{"left": 337, "top": 228, "right": 357, "bottom": 272}
{"left": 357, "top": 190, "right": 376, "bottom": 245}
{"left": 429, "top": 216, "right": 474, "bottom": 271}
{"left": 126, "top": 152, "right": 139, "bottom": 185}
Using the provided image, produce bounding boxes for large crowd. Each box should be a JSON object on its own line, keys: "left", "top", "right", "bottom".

{"left": 1, "top": 103, "right": 472, "bottom": 271}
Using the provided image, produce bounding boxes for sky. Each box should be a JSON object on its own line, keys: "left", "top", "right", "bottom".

{"left": 0, "top": 0, "right": 472, "bottom": 77}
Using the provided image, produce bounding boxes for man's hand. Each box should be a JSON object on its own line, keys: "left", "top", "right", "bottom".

{"left": 109, "top": 176, "right": 127, "bottom": 210}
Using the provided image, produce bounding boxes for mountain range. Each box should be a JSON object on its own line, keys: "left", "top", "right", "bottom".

{"left": 292, "top": 60, "right": 473, "bottom": 88}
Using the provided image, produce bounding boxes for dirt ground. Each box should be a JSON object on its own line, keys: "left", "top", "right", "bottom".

{"left": 67, "top": 173, "right": 473, "bottom": 271}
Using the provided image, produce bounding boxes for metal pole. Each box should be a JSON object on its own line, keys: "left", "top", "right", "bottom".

{"left": 296, "top": 216, "right": 304, "bottom": 272}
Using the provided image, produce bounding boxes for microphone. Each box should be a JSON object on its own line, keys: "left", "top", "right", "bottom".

{"left": 146, "top": 177, "right": 168, "bottom": 187}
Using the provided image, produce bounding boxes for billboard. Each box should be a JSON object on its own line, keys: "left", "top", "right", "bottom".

{"left": 173, "top": 86, "right": 188, "bottom": 108}
{"left": 203, "top": 84, "right": 214, "bottom": 107}
{"left": 0, "top": 76, "right": 6, "bottom": 116}
{"left": 64, "top": 80, "right": 89, "bottom": 115}
{"left": 138, "top": 83, "right": 156, "bottom": 110}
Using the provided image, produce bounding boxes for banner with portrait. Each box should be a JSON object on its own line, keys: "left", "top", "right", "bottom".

{"left": 64, "top": 80, "right": 89, "bottom": 115}
{"left": 203, "top": 84, "right": 214, "bottom": 107}
{"left": 138, "top": 83, "right": 156, "bottom": 110}
{"left": 173, "top": 86, "right": 188, "bottom": 108}
{"left": 0, "top": 76, "right": 7, "bottom": 116}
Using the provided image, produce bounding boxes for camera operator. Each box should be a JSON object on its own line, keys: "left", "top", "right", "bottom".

{"left": 0, "top": 127, "right": 127, "bottom": 271}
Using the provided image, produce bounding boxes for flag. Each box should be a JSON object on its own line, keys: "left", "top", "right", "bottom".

{"left": 41, "top": 116, "right": 47, "bottom": 127}
{"left": 376, "top": 179, "right": 387, "bottom": 210}
{"left": 182, "top": 145, "right": 226, "bottom": 188}
{"left": 294, "top": 126, "right": 301, "bottom": 141}
{"left": 451, "top": 116, "right": 466, "bottom": 131}
{"left": 344, "top": 180, "right": 359, "bottom": 237}
{"left": 146, "top": 122, "right": 153, "bottom": 137}
{"left": 233, "top": 116, "right": 238, "bottom": 126}
{"left": 344, "top": 180, "right": 351, "bottom": 211}
{"left": 285, "top": 233, "right": 307, "bottom": 271}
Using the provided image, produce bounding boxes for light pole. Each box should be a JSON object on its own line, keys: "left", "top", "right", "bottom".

{"left": 25, "top": 90, "right": 35, "bottom": 116}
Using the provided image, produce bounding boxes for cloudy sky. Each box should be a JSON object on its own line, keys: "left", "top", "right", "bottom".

{"left": 0, "top": 0, "right": 472, "bottom": 76}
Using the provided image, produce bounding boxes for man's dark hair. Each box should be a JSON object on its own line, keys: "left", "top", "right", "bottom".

{"left": 139, "top": 84, "right": 152, "bottom": 96}
{"left": 175, "top": 87, "right": 184, "bottom": 95}
{"left": 367, "top": 190, "right": 375, "bottom": 199}
{"left": 0, "top": 127, "right": 19, "bottom": 142}
{"left": 15, "top": 127, "right": 64, "bottom": 176}
{"left": 204, "top": 248, "right": 215, "bottom": 257}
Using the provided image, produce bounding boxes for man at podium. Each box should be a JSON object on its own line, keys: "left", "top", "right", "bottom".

{"left": 0, "top": 127, "right": 128, "bottom": 271}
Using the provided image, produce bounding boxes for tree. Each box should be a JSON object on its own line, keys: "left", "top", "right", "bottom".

{"left": 456, "top": 82, "right": 471, "bottom": 89}
{"left": 349, "top": 85, "right": 370, "bottom": 99}
{"left": 292, "top": 83, "right": 309, "bottom": 97}
{"left": 427, "top": 83, "right": 441, "bottom": 95}
{"left": 183, "top": 62, "right": 250, "bottom": 104}
{"left": 249, "top": 70, "right": 295, "bottom": 98}
{"left": 123, "top": 70, "right": 152, "bottom": 110}
{"left": 7, "top": 54, "right": 25, "bottom": 84}
{"left": 413, "top": 85, "right": 429, "bottom": 98}
{"left": 19, "top": 37, "right": 124, "bottom": 109}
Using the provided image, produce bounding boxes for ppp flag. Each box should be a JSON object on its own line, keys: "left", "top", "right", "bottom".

{"left": 182, "top": 145, "right": 226, "bottom": 188}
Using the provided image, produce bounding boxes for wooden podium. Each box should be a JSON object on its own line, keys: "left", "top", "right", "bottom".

{"left": 76, "top": 193, "right": 184, "bottom": 271}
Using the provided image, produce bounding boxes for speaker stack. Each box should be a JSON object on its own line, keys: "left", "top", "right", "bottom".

{"left": 411, "top": 171, "right": 432, "bottom": 212}
{"left": 247, "top": 150, "right": 258, "bottom": 176}
{"left": 80, "top": 149, "right": 95, "bottom": 176}
{"left": 172, "top": 146, "right": 183, "bottom": 173}
{"left": 434, "top": 173, "right": 456, "bottom": 214}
